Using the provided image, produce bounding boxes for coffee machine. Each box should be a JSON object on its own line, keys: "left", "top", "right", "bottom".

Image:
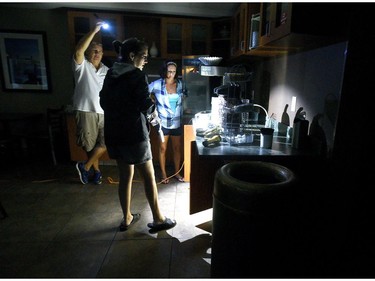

{"left": 212, "top": 66, "right": 258, "bottom": 145}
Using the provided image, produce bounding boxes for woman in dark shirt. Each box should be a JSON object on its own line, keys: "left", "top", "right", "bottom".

{"left": 100, "top": 38, "right": 176, "bottom": 232}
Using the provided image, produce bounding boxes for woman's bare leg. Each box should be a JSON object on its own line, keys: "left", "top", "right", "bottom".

{"left": 159, "top": 135, "right": 169, "bottom": 180}
{"left": 117, "top": 159, "right": 135, "bottom": 225}
{"left": 171, "top": 135, "right": 182, "bottom": 177}
{"left": 136, "top": 160, "right": 165, "bottom": 223}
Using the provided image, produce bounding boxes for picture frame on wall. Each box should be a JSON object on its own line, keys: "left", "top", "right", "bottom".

{"left": 0, "top": 30, "right": 51, "bottom": 92}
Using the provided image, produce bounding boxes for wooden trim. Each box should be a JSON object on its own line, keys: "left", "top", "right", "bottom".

{"left": 183, "top": 125, "right": 195, "bottom": 182}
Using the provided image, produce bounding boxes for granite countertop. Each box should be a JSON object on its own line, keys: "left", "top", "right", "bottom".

{"left": 194, "top": 133, "right": 316, "bottom": 158}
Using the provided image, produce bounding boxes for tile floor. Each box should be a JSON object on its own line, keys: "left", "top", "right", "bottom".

{"left": 0, "top": 161, "right": 213, "bottom": 278}
{"left": 3, "top": 157, "right": 375, "bottom": 278}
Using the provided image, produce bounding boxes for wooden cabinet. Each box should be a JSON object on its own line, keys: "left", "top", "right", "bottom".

{"left": 161, "top": 17, "right": 211, "bottom": 59}
{"left": 123, "top": 15, "right": 161, "bottom": 58}
{"left": 259, "top": 3, "right": 292, "bottom": 46}
{"left": 67, "top": 11, "right": 124, "bottom": 57}
{"left": 228, "top": 3, "right": 348, "bottom": 58}
{"left": 230, "top": 3, "right": 265, "bottom": 57}
{"left": 256, "top": 3, "right": 348, "bottom": 52}
{"left": 211, "top": 18, "right": 231, "bottom": 59}
{"left": 189, "top": 138, "right": 324, "bottom": 214}
{"left": 230, "top": 3, "right": 248, "bottom": 57}
{"left": 245, "top": 3, "right": 286, "bottom": 57}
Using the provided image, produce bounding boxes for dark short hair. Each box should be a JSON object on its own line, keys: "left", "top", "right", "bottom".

{"left": 113, "top": 38, "right": 148, "bottom": 62}
{"left": 159, "top": 60, "right": 178, "bottom": 79}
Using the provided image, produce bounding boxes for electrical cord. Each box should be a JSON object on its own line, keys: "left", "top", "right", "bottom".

{"left": 107, "top": 161, "right": 185, "bottom": 185}
{"left": 156, "top": 161, "right": 185, "bottom": 184}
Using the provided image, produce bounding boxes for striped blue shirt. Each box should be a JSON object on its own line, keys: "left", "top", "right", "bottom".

{"left": 148, "top": 78, "right": 183, "bottom": 129}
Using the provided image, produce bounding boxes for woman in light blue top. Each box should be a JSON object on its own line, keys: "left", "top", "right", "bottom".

{"left": 148, "top": 61, "right": 184, "bottom": 184}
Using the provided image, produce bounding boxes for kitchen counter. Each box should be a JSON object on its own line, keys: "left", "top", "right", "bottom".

{"left": 196, "top": 135, "right": 291, "bottom": 157}
{"left": 194, "top": 131, "right": 319, "bottom": 157}
{"left": 188, "top": 131, "right": 323, "bottom": 214}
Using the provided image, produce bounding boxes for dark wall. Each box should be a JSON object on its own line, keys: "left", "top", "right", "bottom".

{"left": 329, "top": 6, "right": 375, "bottom": 277}
{"left": 231, "top": 4, "right": 375, "bottom": 277}
{"left": 0, "top": 6, "right": 74, "bottom": 113}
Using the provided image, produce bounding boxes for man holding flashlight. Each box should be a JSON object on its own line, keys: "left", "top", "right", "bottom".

{"left": 72, "top": 21, "right": 108, "bottom": 185}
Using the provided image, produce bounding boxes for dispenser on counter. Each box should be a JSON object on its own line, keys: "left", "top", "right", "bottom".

{"left": 194, "top": 110, "right": 211, "bottom": 131}
{"left": 182, "top": 55, "right": 228, "bottom": 118}
{"left": 292, "top": 107, "right": 309, "bottom": 149}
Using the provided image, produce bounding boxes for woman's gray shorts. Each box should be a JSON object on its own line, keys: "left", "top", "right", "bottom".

{"left": 107, "top": 140, "right": 152, "bottom": 165}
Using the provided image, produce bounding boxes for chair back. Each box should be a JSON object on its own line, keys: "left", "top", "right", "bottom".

{"left": 46, "top": 107, "right": 68, "bottom": 165}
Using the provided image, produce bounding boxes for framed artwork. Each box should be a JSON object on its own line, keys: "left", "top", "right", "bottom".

{"left": 0, "top": 30, "right": 51, "bottom": 92}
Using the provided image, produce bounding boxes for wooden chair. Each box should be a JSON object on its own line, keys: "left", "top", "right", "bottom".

{"left": 0, "top": 119, "right": 21, "bottom": 164}
{"left": 24, "top": 107, "right": 68, "bottom": 166}
{"left": 0, "top": 201, "right": 7, "bottom": 219}
{"left": 46, "top": 107, "right": 67, "bottom": 165}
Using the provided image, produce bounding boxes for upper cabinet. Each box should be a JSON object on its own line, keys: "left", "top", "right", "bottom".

{"left": 258, "top": 3, "right": 349, "bottom": 50}
{"left": 67, "top": 11, "right": 124, "bottom": 57}
{"left": 231, "top": 3, "right": 266, "bottom": 57}
{"left": 211, "top": 18, "right": 231, "bottom": 59}
{"left": 230, "top": 3, "right": 350, "bottom": 58}
{"left": 161, "top": 17, "right": 211, "bottom": 59}
{"left": 259, "top": 3, "right": 292, "bottom": 46}
{"left": 230, "top": 3, "right": 248, "bottom": 57}
{"left": 123, "top": 15, "right": 161, "bottom": 58}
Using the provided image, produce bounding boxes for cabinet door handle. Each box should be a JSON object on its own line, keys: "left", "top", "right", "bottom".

{"left": 240, "top": 40, "right": 245, "bottom": 51}
{"left": 268, "top": 21, "right": 274, "bottom": 36}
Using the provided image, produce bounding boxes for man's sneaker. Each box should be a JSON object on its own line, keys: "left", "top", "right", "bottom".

{"left": 93, "top": 171, "right": 103, "bottom": 185}
{"left": 76, "top": 162, "right": 89, "bottom": 184}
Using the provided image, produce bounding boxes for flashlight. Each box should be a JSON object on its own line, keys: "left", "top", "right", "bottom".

{"left": 101, "top": 22, "right": 109, "bottom": 30}
{"left": 94, "top": 13, "right": 109, "bottom": 30}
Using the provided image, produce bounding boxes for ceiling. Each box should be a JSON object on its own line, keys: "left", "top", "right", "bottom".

{"left": 2, "top": 2, "right": 240, "bottom": 18}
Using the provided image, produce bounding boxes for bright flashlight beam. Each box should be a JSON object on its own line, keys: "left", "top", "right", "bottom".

{"left": 102, "top": 22, "right": 109, "bottom": 30}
